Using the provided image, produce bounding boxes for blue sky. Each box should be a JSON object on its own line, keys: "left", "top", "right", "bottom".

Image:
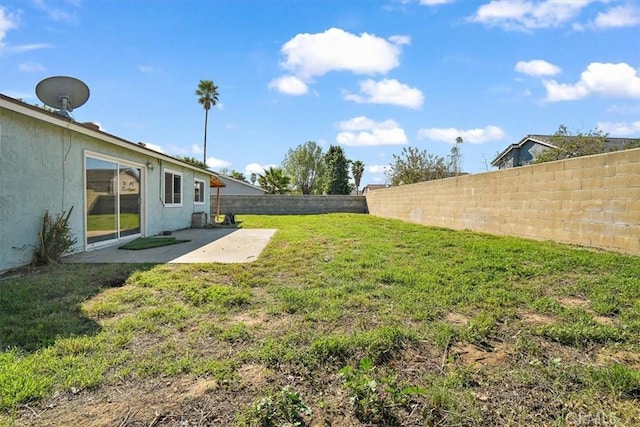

{"left": 2, "top": 0, "right": 639, "bottom": 186}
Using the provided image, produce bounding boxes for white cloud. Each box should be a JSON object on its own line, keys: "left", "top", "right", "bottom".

{"left": 368, "top": 164, "right": 390, "bottom": 173}
{"left": 596, "top": 121, "right": 640, "bottom": 136}
{"left": 572, "top": 22, "right": 586, "bottom": 31}
{"left": 0, "top": 9, "right": 50, "bottom": 55}
{"left": 344, "top": 78, "right": 424, "bottom": 109}
{"left": 337, "top": 116, "right": 408, "bottom": 147}
{"left": 338, "top": 129, "right": 408, "bottom": 147}
{"left": 515, "top": 59, "right": 561, "bottom": 76}
{"left": 544, "top": 62, "right": 640, "bottom": 102}
{"left": 31, "top": 0, "right": 79, "bottom": 24}
{"left": 418, "top": 125, "right": 506, "bottom": 144}
{"left": 388, "top": 35, "right": 411, "bottom": 45}
{"left": 339, "top": 116, "right": 399, "bottom": 131}
{"left": 206, "top": 157, "right": 231, "bottom": 169}
{"left": 246, "top": 162, "right": 277, "bottom": 174}
{"left": 18, "top": 62, "right": 45, "bottom": 72}
{"left": 470, "top": 0, "right": 593, "bottom": 31}
{"left": 0, "top": 7, "right": 19, "bottom": 44}
{"left": 606, "top": 104, "right": 640, "bottom": 115}
{"left": 268, "top": 75, "right": 309, "bottom": 95}
{"left": 279, "top": 27, "right": 406, "bottom": 80}
{"left": 594, "top": 5, "right": 640, "bottom": 28}
{"left": 5, "top": 43, "right": 52, "bottom": 54}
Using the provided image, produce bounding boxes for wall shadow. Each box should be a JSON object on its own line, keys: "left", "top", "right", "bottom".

{"left": 0, "top": 263, "right": 156, "bottom": 353}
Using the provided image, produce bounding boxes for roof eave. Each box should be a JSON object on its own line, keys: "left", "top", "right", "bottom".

{"left": 0, "top": 94, "right": 213, "bottom": 177}
{"left": 490, "top": 134, "right": 558, "bottom": 166}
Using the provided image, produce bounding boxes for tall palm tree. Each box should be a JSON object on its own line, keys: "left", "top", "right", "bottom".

{"left": 351, "top": 160, "right": 365, "bottom": 195}
{"left": 195, "top": 80, "right": 219, "bottom": 166}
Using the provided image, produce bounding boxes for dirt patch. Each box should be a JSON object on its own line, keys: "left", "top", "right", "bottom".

{"left": 593, "top": 315, "right": 618, "bottom": 326}
{"left": 230, "top": 311, "right": 295, "bottom": 333}
{"left": 14, "top": 376, "right": 234, "bottom": 427}
{"left": 520, "top": 311, "right": 556, "bottom": 325}
{"left": 238, "top": 363, "right": 270, "bottom": 388}
{"left": 452, "top": 342, "right": 511, "bottom": 367}
{"left": 230, "top": 311, "right": 271, "bottom": 327}
{"left": 185, "top": 378, "right": 219, "bottom": 398}
{"left": 445, "top": 312, "right": 469, "bottom": 327}
{"left": 596, "top": 350, "right": 640, "bottom": 369}
{"left": 558, "top": 296, "right": 590, "bottom": 309}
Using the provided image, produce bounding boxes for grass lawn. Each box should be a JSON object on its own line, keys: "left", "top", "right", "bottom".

{"left": 87, "top": 213, "right": 140, "bottom": 232}
{"left": 1, "top": 213, "right": 639, "bottom": 426}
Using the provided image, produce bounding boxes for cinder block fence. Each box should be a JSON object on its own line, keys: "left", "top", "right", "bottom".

{"left": 212, "top": 195, "right": 367, "bottom": 215}
{"left": 365, "top": 148, "right": 640, "bottom": 256}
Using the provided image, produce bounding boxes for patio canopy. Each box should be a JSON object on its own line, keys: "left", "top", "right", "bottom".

{"left": 210, "top": 175, "right": 226, "bottom": 221}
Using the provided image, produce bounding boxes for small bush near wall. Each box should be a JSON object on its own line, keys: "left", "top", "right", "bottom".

{"left": 33, "top": 208, "right": 77, "bottom": 265}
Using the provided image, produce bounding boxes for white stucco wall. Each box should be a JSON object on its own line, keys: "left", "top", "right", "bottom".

{"left": 0, "top": 100, "right": 210, "bottom": 272}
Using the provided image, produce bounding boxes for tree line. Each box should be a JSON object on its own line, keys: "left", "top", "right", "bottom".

{"left": 260, "top": 141, "right": 365, "bottom": 195}
{"left": 204, "top": 137, "right": 464, "bottom": 194}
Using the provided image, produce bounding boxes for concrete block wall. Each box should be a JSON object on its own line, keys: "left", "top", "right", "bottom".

{"left": 213, "top": 195, "right": 368, "bottom": 215}
{"left": 366, "top": 149, "right": 640, "bottom": 255}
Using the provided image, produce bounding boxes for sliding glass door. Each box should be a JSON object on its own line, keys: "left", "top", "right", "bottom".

{"left": 85, "top": 155, "right": 141, "bottom": 246}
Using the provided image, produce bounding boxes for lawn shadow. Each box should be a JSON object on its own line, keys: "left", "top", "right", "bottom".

{"left": 0, "top": 263, "right": 156, "bottom": 353}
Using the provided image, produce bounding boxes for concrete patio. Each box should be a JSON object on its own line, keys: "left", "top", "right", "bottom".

{"left": 65, "top": 228, "right": 277, "bottom": 264}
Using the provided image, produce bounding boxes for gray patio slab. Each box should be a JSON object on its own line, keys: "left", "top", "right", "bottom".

{"left": 65, "top": 228, "right": 277, "bottom": 264}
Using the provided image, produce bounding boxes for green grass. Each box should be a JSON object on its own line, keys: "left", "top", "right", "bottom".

{"left": 1, "top": 214, "right": 640, "bottom": 425}
{"left": 86, "top": 213, "right": 140, "bottom": 231}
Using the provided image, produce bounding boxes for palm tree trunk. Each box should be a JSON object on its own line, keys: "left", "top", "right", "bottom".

{"left": 203, "top": 109, "right": 209, "bottom": 166}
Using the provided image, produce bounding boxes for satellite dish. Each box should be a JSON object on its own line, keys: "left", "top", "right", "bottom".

{"left": 36, "top": 76, "right": 90, "bottom": 118}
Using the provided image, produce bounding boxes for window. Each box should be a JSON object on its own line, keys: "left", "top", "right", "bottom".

{"left": 164, "top": 169, "right": 182, "bottom": 206}
{"left": 194, "top": 179, "right": 205, "bottom": 204}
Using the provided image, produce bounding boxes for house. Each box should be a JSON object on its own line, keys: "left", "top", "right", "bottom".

{"left": 214, "top": 175, "right": 266, "bottom": 195}
{"left": 0, "top": 93, "right": 219, "bottom": 273}
{"left": 362, "top": 184, "right": 389, "bottom": 194}
{"left": 491, "top": 134, "right": 636, "bottom": 169}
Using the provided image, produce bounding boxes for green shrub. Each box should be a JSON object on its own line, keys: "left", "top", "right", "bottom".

{"left": 33, "top": 207, "right": 77, "bottom": 265}
{"left": 339, "top": 357, "right": 425, "bottom": 424}
{"left": 239, "top": 385, "right": 311, "bottom": 427}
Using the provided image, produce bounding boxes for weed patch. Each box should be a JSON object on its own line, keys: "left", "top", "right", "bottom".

{"left": 238, "top": 386, "right": 311, "bottom": 426}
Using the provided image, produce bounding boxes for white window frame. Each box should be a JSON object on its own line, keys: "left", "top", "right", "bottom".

{"left": 194, "top": 178, "right": 206, "bottom": 205}
{"left": 163, "top": 168, "right": 183, "bottom": 207}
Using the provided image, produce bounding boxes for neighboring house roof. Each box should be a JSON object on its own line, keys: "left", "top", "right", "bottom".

{"left": 491, "top": 135, "right": 556, "bottom": 167}
{"left": 362, "top": 184, "right": 389, "bottom": 193}
{"left": 215, "top": 174, "right": 266, "bottom": 194}
{"left": 0, "top": 93, "right": 218, "bottom": 179}
{"left": 491, "top": 133, "right": 637, "bottom": 167}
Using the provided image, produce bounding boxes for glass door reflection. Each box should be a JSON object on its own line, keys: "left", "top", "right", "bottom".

{"left": 86, "top": 158, "right": 142, "bottom": 245}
